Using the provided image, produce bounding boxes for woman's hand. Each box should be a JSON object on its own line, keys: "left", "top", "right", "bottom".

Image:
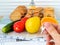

{"left": 43, "top": 22, "right": 60, "bottom": 45}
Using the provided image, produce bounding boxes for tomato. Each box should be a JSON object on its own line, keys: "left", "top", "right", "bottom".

{"left": 13, "top": 21, "right": 25, "bottom": 33}
{"left": 13, "top": 17, "right": 29, "bottom": 33}
{"left": 21, "top": 17, "right": 29, "bottom": 23}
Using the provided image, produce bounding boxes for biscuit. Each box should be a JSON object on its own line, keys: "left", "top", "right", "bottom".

{"left": 10, "top": 6, "right": 27, "bottom": 21}
{"left": 25, "top": 9, "right": 34, "bottom": 17}
{"left": 10, "top": 11, "right": 22, "bottom": 21}
{"left": 27, "top": 9, "right": 33, "bottom": 15}
{"left": 34, "top": 7, "right": 44, "bottom": 19}
{"left": 44, "top": 7, "right": 54, "bottom": 18}
{"left": 15, "top": 6, "right": 27, "bottom": 15}
{"left": 34, "top": 7, "right": 43, "bottom": 13}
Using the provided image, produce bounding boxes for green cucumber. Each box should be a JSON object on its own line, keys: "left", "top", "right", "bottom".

{"left": 2, "top": 20, "right": 19, "bottom": 33}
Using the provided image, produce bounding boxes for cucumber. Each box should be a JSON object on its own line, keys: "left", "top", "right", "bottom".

{"left": 2, "top": 20, "right": 19, "bottom": 33}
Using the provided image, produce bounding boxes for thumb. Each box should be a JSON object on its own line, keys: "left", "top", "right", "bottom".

{"left": 44, "top": 22, "right": 59, "bottom": 40}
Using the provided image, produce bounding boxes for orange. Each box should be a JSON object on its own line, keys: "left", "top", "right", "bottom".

{"left": 41, "top": 17, "right": 58, "bottom": 25}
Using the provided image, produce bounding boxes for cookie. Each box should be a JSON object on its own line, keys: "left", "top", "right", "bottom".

{"left": 27, "top": 9, "right": 33, "bottom": 15}
{"left": 44, "top": 7, "right": 54, "bottom": 18}
{"left": 25, "top": 9, "right": 34, "bottom": 18}
{"left": 15, "top": 5, "right": 27, "bottom": 15}
{"left": 34, "top": 7, "right": 43, "bottom": 13}
{"left": 34, "top": 7, "right": 44, "bottom": 19}
{"left": 10, "top": 6, "right": 27, "bottom": 21}
{"left": 10, "top": 11, "right": 22, "bottom": 21}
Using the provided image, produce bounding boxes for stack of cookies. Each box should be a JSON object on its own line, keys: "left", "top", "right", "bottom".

{"left": 10, "top": 5, "right": 54, "bottom": 21}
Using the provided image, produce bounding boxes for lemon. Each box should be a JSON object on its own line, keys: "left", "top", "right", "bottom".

{"left": 25, "top": 17, "right": 40, "bottom": 34}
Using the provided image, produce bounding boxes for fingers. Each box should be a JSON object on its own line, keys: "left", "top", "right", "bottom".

{"left": 52, "top": 24, "right": 60, "bottom": 34}
{"left": 46, "top": 33, "right": 54, "bottom": 45}
{"left": 44, "top": 22, "right": 59, "bottom": 40}
{"left": 44, "top": 31, "right": 54, "bottom": 45}
{"left": 43, "top": 29, "right": 48, "bottom": 34}
{"left": 57, "top": 25, "right": 60, "bottom": 34}
{"left": 52, "top": 23, "right": 58, "bottom": 28}
{"left": 43, "top": 23, "right": 58, "bottom": 35}
{"left": 45, "top": 35, "right": 52, "bottom": 41}
{"left": 46, "top": 41, "right": 55, "bottom": 45}
{"left": 43, "top": 23, "right": 60, "bottom": 35}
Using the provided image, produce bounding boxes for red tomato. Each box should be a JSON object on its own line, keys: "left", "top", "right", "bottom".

{"left": 13, "top": 21, "right": 25, "bottom": 33}
{"left": 21, "top": 17, "right": 29, "bottom": 23}
{"left": 13, "top": 17, "right": 28, "bottom": 33}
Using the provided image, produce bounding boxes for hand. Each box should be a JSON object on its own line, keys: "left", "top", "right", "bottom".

{"left": 43, "top": 22, "right": 60, "bottom": 45}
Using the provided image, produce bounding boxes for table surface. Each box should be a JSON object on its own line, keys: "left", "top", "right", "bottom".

{"left": 0, "top": 41, "right": 46, "bottom": 45}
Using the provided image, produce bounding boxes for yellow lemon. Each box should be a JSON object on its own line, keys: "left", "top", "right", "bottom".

{"left": 25, "top": 17, "right": 40, "bottom": 34}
